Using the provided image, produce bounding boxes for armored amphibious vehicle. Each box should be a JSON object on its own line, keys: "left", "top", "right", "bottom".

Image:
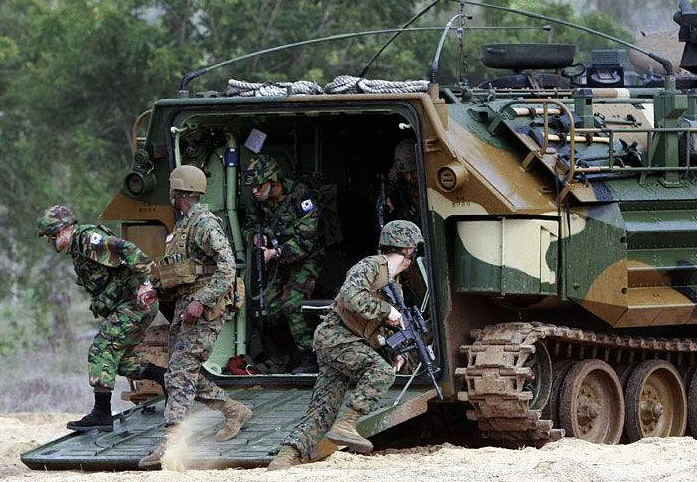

{"left": 22, "top": 0, "right": 697, "bottom": 470}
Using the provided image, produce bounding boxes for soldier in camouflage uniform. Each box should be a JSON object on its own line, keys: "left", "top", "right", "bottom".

{"left": 243, "top": 155, "right": 323, "bottom": 374}
{"left": 385, "top": 139, "right": 421, "bottom": 225}
{"left": 139, "top": 165, "right": 251, "bottom": 469}
{"left": 268, "top": 220, "right": 424, "bottom": 470}
{"left": 37, "top": 205, "right": 165, "bottom": 432}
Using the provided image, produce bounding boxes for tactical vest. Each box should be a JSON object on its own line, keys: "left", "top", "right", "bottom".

{"left": 156, "top": 208, "right": 244, "bottom": 315}
{"left": 157, "top": 209, "right": 217, "bottom": 293}
{"left": 332, "top": 256, "right": 391, "bottom": 349}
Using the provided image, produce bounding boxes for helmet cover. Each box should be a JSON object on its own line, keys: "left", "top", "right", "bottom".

{"left": 243, "top": 154, "right": 281, "bottom": 187}
{"left": 379, "top": 220, "right": 424, "bottom": 248}
{"left": 37, "top": 205, "right": 77, "bottom": 237}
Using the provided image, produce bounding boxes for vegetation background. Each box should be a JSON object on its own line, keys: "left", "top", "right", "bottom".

{"left": 0, "top": 0, "right": 688, "bottom": 413}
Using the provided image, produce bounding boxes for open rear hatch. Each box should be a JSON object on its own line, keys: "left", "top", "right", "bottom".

{"left": 21, "top": 384, "right": 435, "bottom": 470}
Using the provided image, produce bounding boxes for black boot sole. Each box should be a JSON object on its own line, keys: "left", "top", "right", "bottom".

{"left": 66, "top": 423, "right": 113, "bottom": 432}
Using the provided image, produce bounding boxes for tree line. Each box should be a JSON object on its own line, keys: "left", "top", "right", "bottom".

{"left": 0, "top": 0, "right": 645, "bottom": 349}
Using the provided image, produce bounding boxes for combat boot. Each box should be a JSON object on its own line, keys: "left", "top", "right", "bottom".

{"left": 214, "top": 400, "right": 253, "bottom": 441}
{"left": 141, "top": 362, "right": 168, "bottom": 398}
{"left": 67, "top": 390, "right": 113, "bottom": 432}
{"left": 138, "top": 424, "right": 176, "bottom": 470}
{"left": 138, "top": 439, "right": 167, "bottom": 470}
{"left": 267, "top": 444, "right": 301, "bottom": 471}
{"left": 291, "top": 351, "right": 318, "bottom": 374}
{"left": 325, "top": 408, "right": 373, "bottom": 453}
{"left": 66, "top": 408, "right": 113, "bottom": 432}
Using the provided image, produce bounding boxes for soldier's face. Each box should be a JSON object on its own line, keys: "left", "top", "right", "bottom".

{"left": 48, "top": 227, "right": 71, "bottom": 253}
{"left": 251, "top": 182, "right": 273, "bottom": 202}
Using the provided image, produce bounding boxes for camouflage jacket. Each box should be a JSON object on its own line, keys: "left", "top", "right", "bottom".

{"left": 69, "top": 224, "right": 152, "bottom": 318}
{"left": 388, "top": 177, "right": 420, "bottom": 225}
{"left": 167, "top": 202, "right": 236, "bottom": 309}
{"left": 246, "top": 179, "right": 322, "bottom": 266}
{"left": 314, "top": 255, "right": 398, "bottom": 351}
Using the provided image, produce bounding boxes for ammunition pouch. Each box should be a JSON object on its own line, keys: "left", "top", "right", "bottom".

{"left": 204, "top": 278, "right": 245, "bottom": 321}
{"left": 153, "top": 258, "right": 216, "bottom": 290}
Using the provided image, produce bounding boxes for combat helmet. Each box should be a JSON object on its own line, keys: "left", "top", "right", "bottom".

{"left": 379, "top": 220, "right": 424, "bottom": 248}
{"left": 37, "top": 205, "right": 77, "bottom": 237}
{"left": 169, "top": 165, "right": 207, "bottom": 194}
{"left": 244, "top": 154, "right": 281, "bottom": 187}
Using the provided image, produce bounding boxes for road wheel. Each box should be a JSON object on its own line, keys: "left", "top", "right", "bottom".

{"left": 559, "top": 359, "right": 624, "bottom": 444}
{"left": 624, "top": 359, "right": 686, "bottom": 442}
{"left": 542, "top": 360, "right": 573, "bottom": 426}
{"left": 687, "top": 369, "right": 697, "bottom": 437}
{"left": 526, "top": 342, "right": 553, "bottom": 411}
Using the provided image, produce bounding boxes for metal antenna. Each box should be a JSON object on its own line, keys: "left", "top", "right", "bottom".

{"left": 359, "top": 0, "right": 444, "bottom": 78}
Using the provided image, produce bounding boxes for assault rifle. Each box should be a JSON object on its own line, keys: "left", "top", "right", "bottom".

{"left": 251, "top": 222, "right": 267, "bottom": 320}
{"left": 377, "top": 173, "right": 388, "bottom": 230}
{"left": 382, "top": 281, "right": 443, "bottom": 399}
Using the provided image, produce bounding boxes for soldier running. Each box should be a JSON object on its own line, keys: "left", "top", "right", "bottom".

{"left": 268, "top": 220, "right": 424, "bottom": 470}
{"left": 37, "top": 205, "right": 166, "bottom": 432}
{"left": 138, "top": 165, "right": 252, "bottom": 469}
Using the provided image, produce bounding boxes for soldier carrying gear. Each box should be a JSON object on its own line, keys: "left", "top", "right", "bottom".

{"left": 37, "top": 205, "right": 166, "bottom": 433}
{"left": 243, "top": 154, "right": 323, "bottom": 374}
{"left": 139, "top": 165, "right": 252, "bottom": 470}
{"left": 268, "top": 220, "right": 422, "bottom": 470}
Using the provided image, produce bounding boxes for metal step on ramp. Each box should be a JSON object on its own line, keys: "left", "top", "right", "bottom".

{"left": 21, "top": 385, "right": 435, "bottom": 471}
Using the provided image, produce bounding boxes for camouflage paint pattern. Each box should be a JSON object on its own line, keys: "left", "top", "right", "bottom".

{"left": 283, "top": 255, "right": 398, "bottom": 458}
{"left": 246, "top": 179, "right": 322, "bottom": 351}
{"left": 162, "top": 202, "right": 236, "bottom": 425}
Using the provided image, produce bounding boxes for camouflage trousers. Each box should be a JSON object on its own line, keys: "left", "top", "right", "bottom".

{"left": 265, "top": 262, "right": 317, "bottom": 351}
{"left": 88, "top": 299, "right": 159, "bottom": 390}
{"left": 164, "top": 293, "right": 229, "bottom": 426}
{"left": 283, "top": 340, "right": 395, "bottom": 459}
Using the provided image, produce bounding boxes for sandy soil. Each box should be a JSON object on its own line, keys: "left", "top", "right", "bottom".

{"left": 5, "top": 413, "right": 697, "bottom": 482}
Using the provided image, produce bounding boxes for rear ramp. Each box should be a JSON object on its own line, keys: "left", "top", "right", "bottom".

{"left": 21, "top": 384, "right": 435, "bottom": 471}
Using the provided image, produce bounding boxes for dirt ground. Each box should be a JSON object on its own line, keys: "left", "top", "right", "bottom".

{"left": 5, "top": 413, "right": 697, "bottom": 482}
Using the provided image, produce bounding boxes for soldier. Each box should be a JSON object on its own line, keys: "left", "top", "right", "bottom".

{"left": 243, "top": 155, "right": 323, "bottom": 374}
{"left": 138, "top": 165, "right": 252, "bottom": 469}
{"left": 37, "top": 205, "right": 166, "bottom": 432}
{"left": 267, "top": 220, "right": 424, "bottom": 470}
{"left": 383, "top": 139, "right": 421, "bottom": 225}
